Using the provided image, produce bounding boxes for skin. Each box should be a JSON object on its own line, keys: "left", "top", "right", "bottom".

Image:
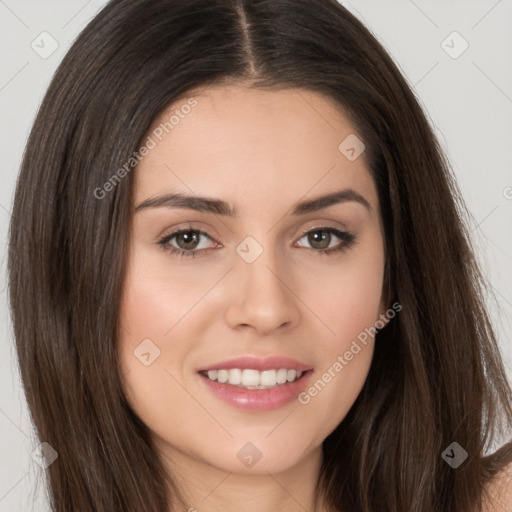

{"left": 483, "top": 463, "right": 512, "bottom": 512}
{"left": 118, "top": 84, "right": 389, "bottom": 512}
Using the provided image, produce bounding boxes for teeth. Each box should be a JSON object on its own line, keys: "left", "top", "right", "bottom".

{"left": 228, "top": 368, "right": 242, "bottom": 385}
{"left": 203, "top": 368, "right": 304, "bottom": 388}
{"left": 260, "top": 370, "right": 276, "bottom": 387}
{"left": 217, "top": 369, "right": 229, "bottom": 383}
{"left": 242, "top": 369, "right": 260, "bottom": 387}
{"left": 276, "top": 368, "right": 288, "bottom": 384}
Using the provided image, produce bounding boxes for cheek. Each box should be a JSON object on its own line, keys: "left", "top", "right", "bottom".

{"left": 117, "top": 266, "right": 198, "bottom": 396}
{"left": 117, "top": 269, "right": 207, "bottom": 453}
{"left": 118, "top": 247, "right": 216, "bottom": 343}
{"left": 294, "top": 238, "right": 384, "bottom": 439}
{"left": 297, "top": 356, "right": 374, "bottom": 448}
{"left": 296, "top": 298, "right": 378, "bottom": 448}
{"left": 310, "top": 233, "right": 385, "bottom": 340}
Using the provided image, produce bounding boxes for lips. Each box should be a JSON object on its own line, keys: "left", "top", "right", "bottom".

{"left": 197, "top": 355, "right": 312, "bottom": 373}
{"left": 196, "top": 355, "right": 314, "bottom": 411}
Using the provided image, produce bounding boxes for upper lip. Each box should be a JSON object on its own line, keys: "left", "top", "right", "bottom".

{"left": 197, "top": 356, "right": 312, "bottom": 373}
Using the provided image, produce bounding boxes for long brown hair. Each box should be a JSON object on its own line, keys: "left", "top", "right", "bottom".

{"left": 7, "top": 0, "right": 512, "bottom": 510}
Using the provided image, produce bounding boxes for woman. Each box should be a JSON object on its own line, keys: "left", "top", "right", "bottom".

{"left": 7, "top": 0, "right": 512, "bottom": 510}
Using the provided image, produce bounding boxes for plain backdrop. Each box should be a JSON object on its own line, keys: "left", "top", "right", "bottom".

{"left": 0, "top": 1, "right": 511, "bottom": 510}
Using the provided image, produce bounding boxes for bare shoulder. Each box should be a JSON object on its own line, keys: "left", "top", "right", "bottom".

{"left": 482, "top": 460, "right": 512, "bottom": 512}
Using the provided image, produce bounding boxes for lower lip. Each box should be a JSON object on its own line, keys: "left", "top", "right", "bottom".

{"left": 197, "top": 370, "right": 314, "bottom": 411}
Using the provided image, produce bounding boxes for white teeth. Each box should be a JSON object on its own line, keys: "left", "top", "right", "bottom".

{"left": 276, "top": 368, "right": 288, "bottom": 384}
{"left": 242, "top": 369, "right": 260, "bottom": 387}
{"left": 203, "top": 368, "right": 305, "bottom": 388}
{"left": 217, "top": 369, "right": 229, "bottom": 383}
{"left": 260, "top": 370, "right": 276, "bottom": 387}
{"left": 229, "top": 368, "right": 242, "bottom": 385}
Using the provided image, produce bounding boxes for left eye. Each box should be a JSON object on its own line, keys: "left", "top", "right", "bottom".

{"left": 157, "top": 226, "right": 356, "bottom": 258}
{"left": 296, "top": 227, "right": 355, "bottom": 251}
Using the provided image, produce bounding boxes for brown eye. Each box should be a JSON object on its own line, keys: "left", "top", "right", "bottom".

{"left": 297, "top": 227, "right": 356, "bottom": 254}
{"left": 157, "top": 228, "right": 218, "bottom": 258}
{"left": 174, "top": 230, "right": 201, "bottom": 250}
{"left": 306, "top": 229, "right": 332, "bottom": 250}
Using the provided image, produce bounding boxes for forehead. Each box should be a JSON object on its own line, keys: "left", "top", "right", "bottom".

{"left": 134, "top": 84, "right": 378, "bottom": 214}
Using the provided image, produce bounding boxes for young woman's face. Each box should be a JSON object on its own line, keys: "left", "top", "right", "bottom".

{"left": 119, "top": 84, "right": 387, "bottom": 476}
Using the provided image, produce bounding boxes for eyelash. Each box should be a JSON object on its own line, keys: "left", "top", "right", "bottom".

{"left": 157, "top": 225, "right": 357, "bottom": 259}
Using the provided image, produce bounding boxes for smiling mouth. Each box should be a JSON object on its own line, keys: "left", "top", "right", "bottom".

{"left": 198, "top": 368, "right": 308, "bottom": 389}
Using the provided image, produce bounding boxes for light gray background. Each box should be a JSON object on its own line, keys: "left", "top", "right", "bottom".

{"left": 1, "top": 1, "right": 511, "bottom": 510}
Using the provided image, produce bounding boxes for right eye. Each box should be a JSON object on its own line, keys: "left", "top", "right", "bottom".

{"left": 157, "top": 227, "right": 220, "bottom": 258}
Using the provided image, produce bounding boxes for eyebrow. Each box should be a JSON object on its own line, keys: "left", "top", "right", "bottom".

{"left": 134, "top": 188, "right": 371, "bottom": 216}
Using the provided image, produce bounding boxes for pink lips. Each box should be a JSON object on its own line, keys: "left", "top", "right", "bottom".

{"left": 196, "top": 355, "right": 314, "bottom": 411}
{"left": 197, "top": 355, "right": 312, "bottom": 373}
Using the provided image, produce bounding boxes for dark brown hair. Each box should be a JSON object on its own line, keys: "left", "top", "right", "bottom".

{"left": 7, "top": 0, "right": 512, "bottom": 510}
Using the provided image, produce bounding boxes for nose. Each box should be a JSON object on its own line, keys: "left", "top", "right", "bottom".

{"left": 224, "top": 245, "right": 301, "bottom": 335}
